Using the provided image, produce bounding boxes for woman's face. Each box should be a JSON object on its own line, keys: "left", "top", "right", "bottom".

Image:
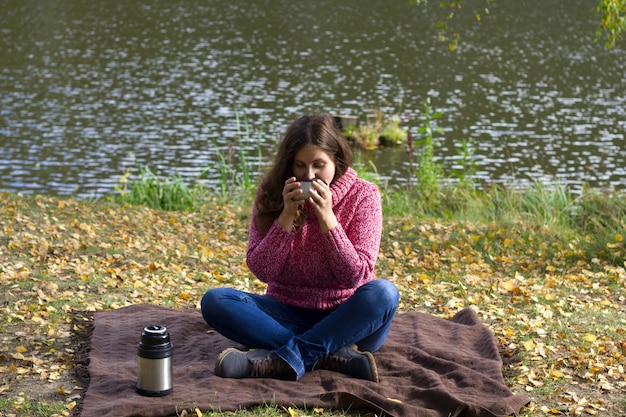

{"left": 292, "top": 144, "right": 336, "bottom": 185}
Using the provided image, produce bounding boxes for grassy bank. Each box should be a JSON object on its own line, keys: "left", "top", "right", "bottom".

{"left": 0, "top": 185, "right": 625, "bottom": 416}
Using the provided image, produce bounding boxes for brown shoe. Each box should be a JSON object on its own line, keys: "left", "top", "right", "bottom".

{"left": 214, "top": 348, "right": 296, "bottom": 380}
{"left": 314, "top": 345, "right": 379, "bottom": 382}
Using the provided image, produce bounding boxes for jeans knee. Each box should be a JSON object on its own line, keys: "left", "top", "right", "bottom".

{"left": 200, "top": 288, "right": 230, "bottom": 325}
{"left": 370, "top": 279, "right": 399, "bottom": 311}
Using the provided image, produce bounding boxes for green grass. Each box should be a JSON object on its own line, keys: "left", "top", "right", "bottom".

{"left": 174, "top": 403, "right": 368, "bottom": 416}
{"left": 0, "top": 397, "right": 65, "bottom": 417}
{"left": 114, "top": 165, "right": 203, "bottom": 211}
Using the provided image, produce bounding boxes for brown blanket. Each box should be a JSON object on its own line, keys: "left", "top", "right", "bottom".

{"left": 76, "top": 304, "right": 529, "bottom": 417}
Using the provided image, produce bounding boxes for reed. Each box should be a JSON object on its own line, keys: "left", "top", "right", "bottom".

{"left": 200, "top": 108, "right": 266, "bottom": 199}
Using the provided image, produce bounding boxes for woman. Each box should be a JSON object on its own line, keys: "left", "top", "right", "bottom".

{"left": 201, "top": 114, "right": 399, "bottom": 382}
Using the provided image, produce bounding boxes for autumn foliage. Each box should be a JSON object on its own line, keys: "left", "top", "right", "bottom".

{"left": 0, "top": 192, "right": 624, "bottom": 416}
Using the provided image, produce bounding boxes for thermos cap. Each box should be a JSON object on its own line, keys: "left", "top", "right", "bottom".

{"left": 137, "top": 325, "right": 173, "bottom": 358}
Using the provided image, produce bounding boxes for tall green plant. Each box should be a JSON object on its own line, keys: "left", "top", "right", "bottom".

{"left": 201, "top": 108, "right": 266, "bottom": 199}
{"left": 450, "top": 139, "right": 478, "bottom": 189}
{"left": 408, "top": 98, "right": 445, "bottom": 201}
{"left": 234, "top": 110, "right": 252, "bottom": 191}
{"left": 204, "top": 137, "right": 232, "bottom": 198}
{"left": 234, "top": 108, "right": 266, "bottom": 192}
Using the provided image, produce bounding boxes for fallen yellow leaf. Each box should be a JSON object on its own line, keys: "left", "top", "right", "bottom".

{"left": 583, "top": 333, "right": 597, "bottom": 343}
{"left": 500, "top": 280, "right": 517, "bottom": 292}
{"left": 284, "top": 407, "right": 299, "bottom": 417}
{"left": 550, "top": 369, "right": 565, "bottom": 379}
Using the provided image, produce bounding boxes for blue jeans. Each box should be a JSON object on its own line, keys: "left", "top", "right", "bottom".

{"left": 200, "top": 279, "right": 399, "bottom": 380}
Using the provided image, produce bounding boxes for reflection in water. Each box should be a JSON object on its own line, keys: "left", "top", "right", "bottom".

{"left": 0, "top": 0, "right": 624, "bottom": 197}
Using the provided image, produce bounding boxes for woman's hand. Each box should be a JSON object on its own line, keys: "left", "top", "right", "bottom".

{"left": 309, "top": 179, "right": 338, "bottom": 233}
{"left": 277, "top": 177, "right": 303, "bottom": 231}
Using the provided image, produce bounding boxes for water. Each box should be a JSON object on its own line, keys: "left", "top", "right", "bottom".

{"left": 1, "top": 0, "right": 624, "bottom": 197}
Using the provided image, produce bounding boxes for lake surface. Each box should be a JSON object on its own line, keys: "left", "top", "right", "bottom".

{"left": 1, "top": 0, "right": 625, "bottom": 197}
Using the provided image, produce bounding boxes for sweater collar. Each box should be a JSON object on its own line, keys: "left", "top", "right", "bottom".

{"left": 330, "top": 167, "right": 357, "bottom": 205}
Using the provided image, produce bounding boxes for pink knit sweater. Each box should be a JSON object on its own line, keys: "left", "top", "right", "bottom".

{"left": 246, "top": 168, "right": 383, "bottom": 310}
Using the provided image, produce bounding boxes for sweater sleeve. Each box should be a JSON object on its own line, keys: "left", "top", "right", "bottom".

{"left": 245, "top": 205, "right": 294, "bottom": 283}
{"left": 321, "top": 182, "right": 382, "bottom": 288}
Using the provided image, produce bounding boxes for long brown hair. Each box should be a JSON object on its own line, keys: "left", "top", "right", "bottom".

{"left": 253, "top": 114, "right": 352, "bottom": 234}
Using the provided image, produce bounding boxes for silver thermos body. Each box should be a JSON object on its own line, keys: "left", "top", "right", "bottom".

{"left": 136, "top": 325, "right": 173, "bottom": 396}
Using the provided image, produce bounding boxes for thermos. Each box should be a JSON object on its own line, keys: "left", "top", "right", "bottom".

{"left": 136, "top": 325, "right": 173, "bottom": 396}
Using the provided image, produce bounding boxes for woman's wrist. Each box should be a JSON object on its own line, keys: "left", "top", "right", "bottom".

{"left": 319, "top": 213, "right": 338, "bottom": 233}
{"left": 277, "top": 211, "right": 296, "bottom": 232}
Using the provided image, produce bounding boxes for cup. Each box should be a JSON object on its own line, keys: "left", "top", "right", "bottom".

{"left": 293, "top": 180, "right": 316, "bottom": 201}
